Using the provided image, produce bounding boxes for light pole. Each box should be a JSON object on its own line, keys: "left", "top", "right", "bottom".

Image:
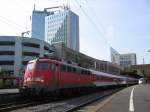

{"left": 21, "top": 31, "right": 30, "bottom": 37}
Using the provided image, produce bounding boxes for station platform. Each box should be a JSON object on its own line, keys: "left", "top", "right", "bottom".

{"left": 77, "top": 84, "right": 150, "bottom": 112}
{"left": 97, "top": 84, "right": 150, "bottom": 112}
{"left": 0, "top": 89, "right": 19, "bottom": 94}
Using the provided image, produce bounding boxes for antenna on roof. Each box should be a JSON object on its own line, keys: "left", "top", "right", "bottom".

{"left": 34, "top": 4, "right": 36, "bottom": 10}
{"left": 67, "top": 0, "right": 70, "bottom": 9}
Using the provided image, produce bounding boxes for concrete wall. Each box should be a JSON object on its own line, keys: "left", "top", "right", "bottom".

{"left": 0, "top": 36, "right": 53, "bottom": 76}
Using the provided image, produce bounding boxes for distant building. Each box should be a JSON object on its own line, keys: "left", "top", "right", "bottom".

{"left": 31, "top": 6, "right": 79, "bottom": 51}
{"left": 128, "top": 64, "right": 150, "bottom": 82}
{"left": 53, "top": 43, "right": 121, "bottom": 75}
{"left": 110, "top": 47, "right": 120, "bottom": 64}
{"left": 0, "top": 36, "right": 53, "bottom": 76}
{"left": 119, "top": 53, "right": 137, "bottom": 68}
{"left": 110, "top": 47, "right": 137, "bottom": 68}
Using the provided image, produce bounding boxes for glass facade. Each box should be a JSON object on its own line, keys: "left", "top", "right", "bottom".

{"left": 31, "top": 10, "right": 49, "bottom": 40}
{"left": 45, "top": 11, "right": 67, "bottom": 45}
{"left": 32, "top": 9, "right": 79, "bottom": 51}
{"left": 45, "top": 10, "right": 79, "bottom": 51}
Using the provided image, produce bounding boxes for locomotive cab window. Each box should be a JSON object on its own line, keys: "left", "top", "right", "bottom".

{"left": 37, "top": 62, "right": 49, "bottom": 70}
{"left": 27, "top": 62, "right": 34, "bottom": 70}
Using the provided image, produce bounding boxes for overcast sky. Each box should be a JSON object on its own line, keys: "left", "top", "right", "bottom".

{"left": 0, "top": 0, "right": 150, "bottom": 64}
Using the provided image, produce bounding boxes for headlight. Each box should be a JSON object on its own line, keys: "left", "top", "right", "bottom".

{"left": 26, "top": 77, "right": 32, "bottom": 81}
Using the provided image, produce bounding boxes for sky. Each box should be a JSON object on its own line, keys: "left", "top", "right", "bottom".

{"left": 0, "top": 0, "right": 150, "bottom": 64}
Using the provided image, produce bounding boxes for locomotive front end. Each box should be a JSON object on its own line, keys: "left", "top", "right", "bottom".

{"left": 21, "top": 59, "right": 53, "bottom": 96}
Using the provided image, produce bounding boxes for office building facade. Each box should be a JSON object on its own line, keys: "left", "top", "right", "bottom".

{"left": 119, "top": 53, "right": 137, "bottom": 68}
{"left": 110, "top": 47, "right": 137, "bottom": 68}
{"left": 32, "top": 7, "right": 79, "bottom": 51}
{"left": 31, "top": 10, "right": 49, "bottom": 40}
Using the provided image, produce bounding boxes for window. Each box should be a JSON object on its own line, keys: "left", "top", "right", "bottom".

{"left": 0, "top": 41, "right": 15, "bottom": 46}
{"left": 22, "top": 61, "right": 28, "bottom": 65}
{"left": 0, "top": 61, "right": 14, "bottom": 65}
{"left": 76, "top": 68, "right": 81, "bottom": 74}
{"left": 81, "top": 69, "right": 84, "bottom": 74}
{"left": 51, "top": 63, "right": 55, "bottom": 71}
{"left": 37, "top": 62, "right": 49, "bottom": 70}
{"left": 72, "top": 67, "right": 76, "bottom": 73}
{"left": 87, "top": 71, "right": 91, "bottom": 75}
{"left": 67, "top": 66, "right": 71, "bottom": 72}
{"left": 85, "top": 70, "right": 88, "bottom": 75}
{"left": 27, "top": 62, "right": 34, "bottom": 70}
{"left": 23, "top": 52, "right": 39, "bottom": 57}
{"left": 0, "top": 51, "right": 14, "bottom": 55}
{"left": 44, "top": 46, "right": 49, "bottom": 51}
{"left": 81, "top": 70, "right": 88, "bottom": 75}
{"left": 61, "top": 64, "right": 66, "bottom": 72}
{"left": 22, "top": 42, "right": 40, "bottom": 48}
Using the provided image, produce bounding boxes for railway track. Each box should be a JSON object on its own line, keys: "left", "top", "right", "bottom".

{"left": 0, "top": 100, "right": 36, "bottom": 112}
{"left": 12, "top": 88, "right": 122, "bottom": 112}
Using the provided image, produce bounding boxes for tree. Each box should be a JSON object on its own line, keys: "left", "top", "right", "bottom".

{"left": 0, "top": 68, "right": 6, "bottom": 76}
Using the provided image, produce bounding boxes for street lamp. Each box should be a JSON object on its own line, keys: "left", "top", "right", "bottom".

{"left": 21, "top": 31, "right": 30, "bottom": 37}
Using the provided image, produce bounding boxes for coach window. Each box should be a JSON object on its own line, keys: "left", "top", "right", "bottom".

{"left": 81, "top": 69, "right": 84, "bottom": 74}
{"left": 87, "top": 71, "right": 91, "bottom": 75}
{"left": 85, "top": 70, "right": 87, "bottom": 75}
{"left": 72, "top": 67, "right": 76, "bottom": 73}
{"left": 76, "top": 68, "right": 81, "bottom": 74}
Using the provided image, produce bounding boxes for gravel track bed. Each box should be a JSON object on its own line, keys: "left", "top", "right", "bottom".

{"left": 13, "top": 89, "right": 120, "bottom": 112}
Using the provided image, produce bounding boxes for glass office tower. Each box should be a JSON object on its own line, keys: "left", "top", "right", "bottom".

{"left": 31, "top": 10, "right": 49, "bottom": 40}
{"left": 32, "top": 7, "right": 79, "bottom": 51}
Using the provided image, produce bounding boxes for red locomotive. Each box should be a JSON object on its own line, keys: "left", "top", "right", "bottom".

{"left": 20, "top": 58, "right": 138, "bottom": 96}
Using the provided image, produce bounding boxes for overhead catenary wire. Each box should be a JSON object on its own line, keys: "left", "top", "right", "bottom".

{"left": 0, "top": 15, "right": 28, "bottom": 30}
{"left": 0, "top": 16, "right": 24, "bottom": 32}
{"left": 74, "top": 0, "right": 112, "bottom": 48}
{"left": 0, "top": 0, "right": 43, "bottom": 37}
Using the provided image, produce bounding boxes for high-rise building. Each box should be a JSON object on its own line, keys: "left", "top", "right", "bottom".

{"left": 31, "top": 10, "right": 49, "bottom": 40}
{"left": 110, "top": 47, "right": 137, "bottom": 68}
{"left": 31, "top": 6, "right": 79, "bottom": 51}
{"left": 110, "top": 47, "right": 120, "bottom": 63}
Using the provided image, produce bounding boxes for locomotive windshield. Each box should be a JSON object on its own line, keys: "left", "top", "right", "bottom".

{"left": 26, "top": 62, "right": 34, "bottom": 70}
{"left": 36, "top": 62, "right": 49, "bottom": 70}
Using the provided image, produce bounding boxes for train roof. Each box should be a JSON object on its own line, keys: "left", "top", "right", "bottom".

{"left": 29, "top": 58, "right": 89, "bottom": 70}
{"left": 89, "top": 69, "right": 125, "bottom": 79}
{"left": 28, "top": 58, "right": 136, "bottom": 80}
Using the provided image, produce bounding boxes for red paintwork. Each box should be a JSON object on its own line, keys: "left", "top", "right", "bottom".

{"left": 23, "top": 58, "right": 138, "bottom": 92}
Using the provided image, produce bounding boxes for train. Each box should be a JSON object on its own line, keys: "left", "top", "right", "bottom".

{"left": 20, "top": 57, "right": 138, "bottom": 96}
